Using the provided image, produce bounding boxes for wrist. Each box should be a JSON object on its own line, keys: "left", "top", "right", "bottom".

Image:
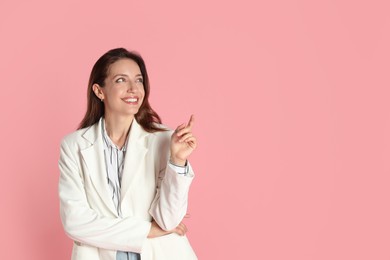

{"left": 169, "top": 157, "right": 187, "bottom": 167}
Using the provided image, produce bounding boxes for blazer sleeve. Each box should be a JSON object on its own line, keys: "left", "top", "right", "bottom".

{"left": 148, "top": 131, "right": 195, "bottom": 231}
{"left": 58, "top": 138, "right": 151, "bottom": 253}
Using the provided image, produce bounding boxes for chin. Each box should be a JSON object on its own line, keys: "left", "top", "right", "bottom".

{"left": 124, "top": 109, "right": 140, "bottom": 116}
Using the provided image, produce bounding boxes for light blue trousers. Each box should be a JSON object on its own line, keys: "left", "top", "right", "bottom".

{"left": 116, "top": 251, "right": 140, "bottom": 260}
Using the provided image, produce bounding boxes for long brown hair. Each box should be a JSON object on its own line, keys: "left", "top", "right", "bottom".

{"left": 78, "top": 48, "right": 165, "bottom": 132}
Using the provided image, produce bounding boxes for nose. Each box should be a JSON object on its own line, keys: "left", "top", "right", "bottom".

{"left": 127, "top": 81, "right": 136, "bottom": 92}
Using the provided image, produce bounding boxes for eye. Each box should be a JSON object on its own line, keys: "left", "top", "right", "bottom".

{"left": 135, "top": 78, "right": 144, "bottom": 84}
{"left": 115, "top": 77, "right": 126, "bottom": 83}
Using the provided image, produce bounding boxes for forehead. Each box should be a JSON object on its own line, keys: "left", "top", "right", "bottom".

{"left": 107, "top": 58, "right": 141, "bottom": 76}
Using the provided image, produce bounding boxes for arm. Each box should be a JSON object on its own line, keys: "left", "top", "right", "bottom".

{"left": 149, "top": 115, "right": 197, "bottom": 231}
{"left": 149, "top": 161, "right": 194, "bottom": 231}
{"left": 59, "top": 139, "right": 151, "bottom": 253}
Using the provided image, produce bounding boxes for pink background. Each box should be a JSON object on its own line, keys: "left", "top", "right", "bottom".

{"left": 1, "top": 0, "right": 390, "bottom": 259}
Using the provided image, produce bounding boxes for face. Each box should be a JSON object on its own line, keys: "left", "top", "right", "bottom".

{"left": 93, "top": 58, "right": 145, "bottom": 119}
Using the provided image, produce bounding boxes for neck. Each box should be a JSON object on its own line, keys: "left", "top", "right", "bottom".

{"left": 104, "top": 113, "right": 134, "bottom": 147}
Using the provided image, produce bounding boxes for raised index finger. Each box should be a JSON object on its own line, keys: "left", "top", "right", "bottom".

{"left": 187, "top": 115, "right": 195, "bottom": 129}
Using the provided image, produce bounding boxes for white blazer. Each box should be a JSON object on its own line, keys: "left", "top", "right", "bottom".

{"left": 58, "top": 119, "right": 197, "bottom": 260}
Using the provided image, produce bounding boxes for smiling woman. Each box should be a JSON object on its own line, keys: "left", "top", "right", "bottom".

{"left": 58, "top": 48, "right": 198, "bottom": 260}
{"left": 92, "top": 59, "right": 147, "bottom": 144}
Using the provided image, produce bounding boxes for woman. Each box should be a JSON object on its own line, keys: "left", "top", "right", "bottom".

{"left": 58, "top": 48, "right": 198, "bottom": 260}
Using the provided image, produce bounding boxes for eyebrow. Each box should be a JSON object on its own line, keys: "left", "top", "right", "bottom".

{"left": 113, "top": 73, "right": 143, "bottom": 78}
{"left": 113, "top": 74, "right": 128, "bottom": 78}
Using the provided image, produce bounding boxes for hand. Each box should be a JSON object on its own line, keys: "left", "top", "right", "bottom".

{"left": 170, "top": 115, "right": 197, "bottom": 166}
{"left": 147, "top": 220, "right": 188, "bottom": 238}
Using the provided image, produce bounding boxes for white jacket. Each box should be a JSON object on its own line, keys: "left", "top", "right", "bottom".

{"left": 58, "top": 119, "right": 197, "bottom": 260}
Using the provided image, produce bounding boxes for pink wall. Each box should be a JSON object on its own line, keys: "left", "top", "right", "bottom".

{"left": 1, "top": 0, "right": 390, "bottom": 259}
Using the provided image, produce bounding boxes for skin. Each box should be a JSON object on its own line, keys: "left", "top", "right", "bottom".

{"left": 93, "top": 58, "right": 145, "bottom": 147}
{"left": 92, "top": 58, "right": 197, "bottom": 238}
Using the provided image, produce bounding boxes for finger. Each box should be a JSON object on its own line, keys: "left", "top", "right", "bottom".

{"left": 184, "top": 137, "right": 197, "bottom": 149}
{"left": 176, "top": 115, "right": 195, "bottom": 136}
{"left": 178, "top": 222, "right": 188, "bottom": 234}
{"left": 174, "top": 124, "right": 186, "bottom": 138}
{"left": 176, "top": 127, "right": 191, "bottom": 137}
{"left": 174, "top": 123, "right": 186, "bottom": 134}
{"left": 187, "top": 115, "right": 195, "bottom": 130}
{"left": 174, "top": 228, "right": 183, "bottom": 236}
{"left": 179, "top": 133, "right": 193, "bottom": 142}
{"left": 175, "top": 225, "right": 186, "bottom": 236}
{"left": 179, "top": 222, "right": 187, "bottom": 229}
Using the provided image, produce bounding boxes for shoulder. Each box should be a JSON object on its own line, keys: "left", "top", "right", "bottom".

{"left": 61, "top": 128, "right": 84, "bottom": 142}
{"left": 60, "top": 123, "right": 97, "bottom": 149}
{"left": 150, "top": 123, "right": 173, "bottom": 139}
{"left": 146, "top": 124, "right": 172, "bottom": 160}
{"left": 145, "top": 123, "right": 173, "bottom": 151}
{"left": 61, "top": 127, "right": 86, "bottom": 143}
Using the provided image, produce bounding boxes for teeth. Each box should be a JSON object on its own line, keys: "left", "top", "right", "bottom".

{"left": 125, "top": 98, "right": 137, "bottom": 102}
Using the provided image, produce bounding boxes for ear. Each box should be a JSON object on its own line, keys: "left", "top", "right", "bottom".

{"left": 92, "top": 84, "right": 105, "bottom": 101}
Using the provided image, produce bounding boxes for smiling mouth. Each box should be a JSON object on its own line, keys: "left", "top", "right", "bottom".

{"left": 123, "top": 97, "right": 139, "bottom": 104}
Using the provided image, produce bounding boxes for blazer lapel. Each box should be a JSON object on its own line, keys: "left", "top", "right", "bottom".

{"left": 120, "top": 119, "right": 149, "bottom": 201}
{"left": 80, "top": 119, "right": 118, "bottom": 216}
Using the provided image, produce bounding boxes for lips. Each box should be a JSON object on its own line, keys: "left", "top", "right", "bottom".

{"left": 122, "top": 97, "right": 139, "bottom": 104}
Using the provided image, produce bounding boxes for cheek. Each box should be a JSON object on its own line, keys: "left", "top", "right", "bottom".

{"left": 105, "top": 85, "right": 122, "bottom": 96}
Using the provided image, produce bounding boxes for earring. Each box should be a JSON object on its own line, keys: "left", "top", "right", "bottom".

{"left": 100, "top": 98, "right": 104, "bottom": 102}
